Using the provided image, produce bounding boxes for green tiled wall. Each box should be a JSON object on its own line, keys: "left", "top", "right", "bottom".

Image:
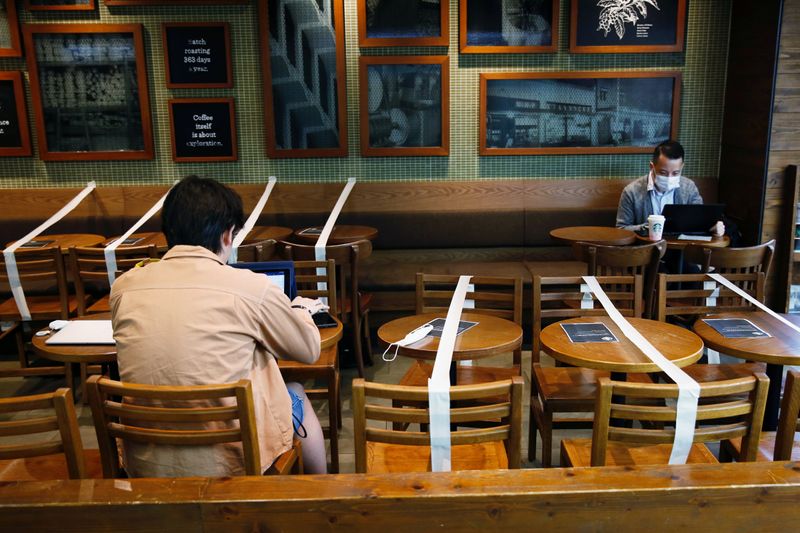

{"left": 0, "top": 0, "right": 731, "bottom": 188}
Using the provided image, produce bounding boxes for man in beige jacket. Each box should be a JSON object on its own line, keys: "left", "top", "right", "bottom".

{"left": 110, "top": 176, "right": 327, "bottom": 476}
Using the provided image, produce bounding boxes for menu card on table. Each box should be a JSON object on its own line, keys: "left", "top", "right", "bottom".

{"left": 424, "top": 318, "right": 478, "bottom": 338}
{"left": 702, "top": 318, "right": 771, "bottom": 339}
{"left": 19, "top": 240, "right": 55, "bottom": 248}
{"left": 561, "top": 323, "right": 619, "bottom": 343}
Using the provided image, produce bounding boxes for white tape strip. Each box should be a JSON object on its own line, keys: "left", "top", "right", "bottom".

{"left": 229, "top": 177, "right": 277, "bottom": 264}
{"left": 461, "top": 283, "right": 475, "bottom": 366}
{"left": 428, "top": 275, "right": 472, "bottom": 472}
{"left": 580, "top": 283, "right": 594, "bottom": 310}
{"left": 704, "top": 280, "right": 719, "bottom": 308}
{"left": 706, "top": 348, "right": 720, "bottom": 365}
{"left": 583, "top": 276, "right": 700, "bottom": 464}
{"left": 3, "top": 182, "right": 96, "bottom": 322}
{"left": 708, "top": 273, "right": 800, "bottom": 335}
{"left": 104, "top": 187, "right": 172, "bottom": 285}
{"left": 314, "top": 178, "right": 356, "bottom": 303}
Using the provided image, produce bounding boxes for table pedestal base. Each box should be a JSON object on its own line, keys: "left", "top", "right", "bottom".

{"left": 764, "top": 363, "right": 783, "bottom": 431}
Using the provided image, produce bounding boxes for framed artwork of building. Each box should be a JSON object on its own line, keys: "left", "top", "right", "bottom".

{"left": 0, "top": 71, "right": 32, "bottom": 157}
{"left": 163, "top": 23, "right": 233, "bottom": 88}
{"left": 23, "top": 24, "right": 154, "bottom": 161}
{"left": 459, "top": 0, "right": 558, "bottom": 54}
{"left": 479, "top": 71, "right": 681, "bottom": 155}
{"left": 0, "top": 0, "right": 22, "bottom": 57}
{"left": 570, "top": 0, "right": 688, "bottom": 53}
{"left": 358, "top": 0, "right": 448, "bottom": 47}
{"left": 259, "top": 0, "right": 348, "bottom": 158}
{"left": 24, "top": 0, "right": 96, "bottom": 12}
{"left": 360, "top": 55, "right": 449, "bottom": 157}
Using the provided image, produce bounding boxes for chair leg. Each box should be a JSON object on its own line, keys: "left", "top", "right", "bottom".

{"left": 80, "top": 363, "right": 89, "bottom": 404}
{"left": 361, "top": 310, "right": 373, "bottom": 366}
{"left": 328, "top": 366, "right": 340, "bottom": 473}
{"left": 64, "top": 362, "right": 74, "bottom": 396}
{"left": 540, "top": 410, "right": 554, "bottom": 468}
{"left": 14, "top": 325, "right": 27, "bottom": 369}
{"left": 352, "top": 313, "right": 365, "bottom": 379}
{"left": 528, "top": 404, "right": 537, "bottom": 463}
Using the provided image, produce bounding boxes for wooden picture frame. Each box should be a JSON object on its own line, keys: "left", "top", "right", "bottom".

{"left": 570, "top": 0, "right": 688, "bottom": 53}
{"left": 459, "top": 0, "right": 558, "bottom": 54}
{"left": 360, "top": 55, "right": 449, "bottom": 157}
{"left": 105, "top": 0, "right": 245, "bottom": 6}
{"left": 0, "top": 71, "right": 32, "bottom": 157}
{"left": 0, "top": 0, "right": 22, "bottom": 57}
{"left": 22, "top": 23, "right": 154, "bottom": 161}
{"left": 479, "top": 71, "right": 681, "bottom": 156}
{"left": 168, "top": 98, "right": 237, "bottom": 163}
{"left": 358, "top": 0, "right": 448, "bottom": 47}
{"left": 258, "top": 0, "right": 348, "bottom": 158}
{"left": 163, "top": 22, "right": 233, "bottom": 89}
{"left": 24, "top": 0, "right": 96, "bottom": 12}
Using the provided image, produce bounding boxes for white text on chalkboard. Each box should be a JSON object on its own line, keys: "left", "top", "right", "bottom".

{"left": 184, "top": 38, "right": 212, "bottom": 73}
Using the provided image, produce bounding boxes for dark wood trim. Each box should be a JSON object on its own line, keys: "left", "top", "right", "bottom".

{"left": 105, "top": 0, "right": 245, "bottom": 5}
{"left": 167, "top": 97, "right": 237, "bottom": 163}
{"left": 24, "top": 0, "right": 96, "bottom": 12}
{"left": 162, "top": 22, "right": 233, "bottom": 89}
{"left": 479, "top": 71, "right": 681, "bottom": 156}
{"left": 0, "top": 71, "right": 32, "bottom": 157}
{"left": 458, "top": 0, "right": 558, "bottom": 54}
{"left": 0, "top": 0, "right": 22, "bottom": 57}
{"left": 22, "top": 23, "right": 154, "bottom": 162}
{"left": 358, "top": 0, "right": 449, "bottom": 47}
{"left": 259, "top": 0, "right": 348, "bottom": 158}
{"left": 569, "top": 0, "right": 687, "bottom": 53}
{"left": 359, "top": 55, "right": 449, "bottom": 157}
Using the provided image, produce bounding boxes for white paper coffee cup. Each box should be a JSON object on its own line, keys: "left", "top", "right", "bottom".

{"left": 648, "top": 214, "right": 665, "bottom": 241}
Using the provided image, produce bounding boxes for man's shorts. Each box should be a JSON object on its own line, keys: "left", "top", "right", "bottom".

{"left": 288, "top": 388, "right": 304, "bottom": 435}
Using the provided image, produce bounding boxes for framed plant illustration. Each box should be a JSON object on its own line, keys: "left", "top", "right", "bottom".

{"left": 358, "top": 0, "right": 448, "bottom": 47}
{"left": 360, "top": 55, "right": 449, "bottom": 157}
{"left": 23, "top": 24, "right": 154, "bottom": 161}
{"left": 459, "top": 0, "right": 558, "bottom": 54}
{"left": 259, "top": 0, "right": 348, "bottom": 158}
{"left": 0, "top": 71, "right": 32, "bottom": 157}
{"left": 163, "top": 23, "right": 233, "bottom": 88}
{"left": 24, "top": 0, "right": 96, "bottom": 12}
{"left": 0, "top": 0, "right": 22, "bottom": 57}
{"left": 570, "top": 0, "right": 688, "bottom": 53}
{"left": 480, "top": 71, "right": 681, "bottom": 155}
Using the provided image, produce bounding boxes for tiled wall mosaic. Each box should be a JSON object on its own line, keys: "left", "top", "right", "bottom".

{"left": 0, "top": 0, "right": 731, "bottom": 188}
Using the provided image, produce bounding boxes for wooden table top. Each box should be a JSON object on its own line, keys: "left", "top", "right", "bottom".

{"left": 101, "top": 232, "right": 167, "bottom": 248}
{"left": 550, "top": 226, "right": 636, "bottom": 246}
{"left": 635, "top": 233, "right": 730, "bottom": 248}
{"left": 6, "top": 233, "right": 106, "bottom": 251}
{"left": 376, "top": 312, "right": 523, "bottom": 361}
{"left": 242, "top": 226, "right": 294, "bottom": 244}
{"left": 33, "top": 313, "right": 342, "bottom": 364}
{"left": 693, "top": 311, "right": 800, "bottom": 366}
{"left": 540, "top": 316, "right": 704, "bottom": 373}
{"left": 293, "top": 225, "right": 378, "bottom": 245}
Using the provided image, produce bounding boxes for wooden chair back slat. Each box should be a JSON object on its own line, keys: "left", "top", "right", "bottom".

{"left": 235, "top": 239, "right": 278, "bottom": 263}
{"left": 655, "top": 272, "right": 765, "bottom": 321}
{"left": 0, "top": 416, "right": 60, "bottom": 437}
{"left": 107, "top": 424, "right": 243, "bottom": 446}
{"left": 0, "top": 247, "right": 70, "bottom": 320}
{"left": 293, "top": 259, "right": 337, "bottom": 315}
{"left": 684, "top": 240, "right": 775, "bottom": 277}
{"left": 102, "top": 402, "right": 240, "bottom": 423}
{"left": 0, "top": 441, "right": 65, "bottom": 460}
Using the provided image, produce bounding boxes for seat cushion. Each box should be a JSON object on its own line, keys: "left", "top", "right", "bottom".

{"left": 561, "top": 438, "right": 718, "bottom": 467}
{"left": 0, "top": 450, "right": 103, "bottom": 481}
{"left": 366, "top": 441, "right": 508, "bottom": 473}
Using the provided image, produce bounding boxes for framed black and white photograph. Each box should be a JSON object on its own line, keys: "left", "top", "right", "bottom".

{"left": 460, "top": 0, "right": 558, "bottom": 54}
{"left": 0, "top": 71, "right": 32, "bottom": 157}
{"left": 163, "top": 23, "right": 232, "bottom": 88}
{"left": 360, "top": 55, "right": 449, "bottom": 157}
{"left": 259, "top": 0, "right": 348, "bottom": 158}
{"left": 480, "top": 71, "right": 681, "bottom": 155}
{"left": 570, "top": 0, "right": 688, "bottom": 53}
{"left": 359, "top": 0, "right": 448, "bottom": 47}
{"left": 24, "top": 0, "right": 96, "bottom": 12}
{"left": 168, "top": 98, "right": 237, "bottom": 162}
{"left": 0, "top": 0, "right": 22, "bottom": 57}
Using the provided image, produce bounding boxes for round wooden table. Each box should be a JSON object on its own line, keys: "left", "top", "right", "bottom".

{"left": 6, "top": 233, "right": 105, "bottom": 251}
{"left": 693, "top": 311, "right": 800, "bottom": 430}
{"left": 635, "top": 233, "right": 730, "bottom": 249}
{"left": 243, "top": 226, "right": 294, "bottom": 244}
{"left": 101, "top": 232, "right": 167, "bottom": 249}
{"left": 540, "top": 316, "right": 703, "bottom": 374}
{"left": 550, "top": 226, "right": 636, "bottom": 246}
{"left": 293, "top": 225, "right": 378, "bottom": 245}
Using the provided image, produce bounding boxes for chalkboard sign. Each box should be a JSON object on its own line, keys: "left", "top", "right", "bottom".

{"left": 163, "top": 23, "right": 232, "bottom": 88}
{"left": 0, "top": 71, "right": 31, "bottom": 157}
{"left": 168, "top": 98, "right": 237, "bottom": 162}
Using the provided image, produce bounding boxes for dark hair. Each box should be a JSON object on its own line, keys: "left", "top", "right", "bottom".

{"left": 161, "top": 175, "right": 244, "bottom": 254}
{"left": 652, "top": 140, "right": 684, "bottom": 163}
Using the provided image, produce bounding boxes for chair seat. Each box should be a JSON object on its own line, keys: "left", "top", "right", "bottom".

{"left": 561, "top": 438, "right": 718, "bottom": 467}
{"left": 366, "top": 441, "right": 508, "bottom": 473}
{"left": 278, "top": 345, "right": 337, "bottom": 371}
{"left": 87, "top": 295, "right": 111, "bottom": 314}
{"left": 0, "top": 294, "right": 82, "bottom": 321}
{"left": 399, "top": 360, "right": 519, "bottom": 388}
{"left": 723, "top": 433, "right": 800, "bottom": 462}
{"left": 534, "top": 365, "right": 653, "bottom": 408}
{"left": 0, "top": 450, "right": 103, "bottom": 481}
{"left": 681, "top": 362, "right": 766, "bottom": 382}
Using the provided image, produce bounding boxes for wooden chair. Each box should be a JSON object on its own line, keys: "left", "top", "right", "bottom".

{"left": 0, "top": 387, "right": 102, "bottom": 480}
{"left": 277, "top": 258, "right": 342, "bottom": 472}
{"left": 561, "top": 372, "right": 769, "bottom": 467}
{"left": 399, "top": 273, "right": 523, "bottom": 390}
{"left": 684, "top": 239, "right": 775, "bottom": 278}
{"left": 530, "top": 274, "right": 644, "bottom": 467}
{"left": 235, "top": 239, "right": 278, "bottom": 263}
{"left": 86, "top": 375, "right": 303, "bottom": 478}
{"left": 722, "top": 369, "right": 800, "bottom": 461}
{"left": 572, "top": 240, "right": 667, "bottom": 319}
{"left": 352, "top": 376, "right": 524, "bottom": 473}
{"left": 68, "top": 244, "right": 160, "bottom": 316}
{"left": 281, "top": 240, "right": 373, "bottom": 378}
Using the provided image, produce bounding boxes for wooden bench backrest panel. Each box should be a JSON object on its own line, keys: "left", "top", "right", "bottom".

{"left": 0, "top": 461, "right": 797, "bottom": 531}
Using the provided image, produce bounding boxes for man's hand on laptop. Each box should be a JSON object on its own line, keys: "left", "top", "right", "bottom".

{"left": 710, "top": 221, "right": 725, "bottom": 237}
{"left": 291, "top": 296, "right": 330, "bottom": 315}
